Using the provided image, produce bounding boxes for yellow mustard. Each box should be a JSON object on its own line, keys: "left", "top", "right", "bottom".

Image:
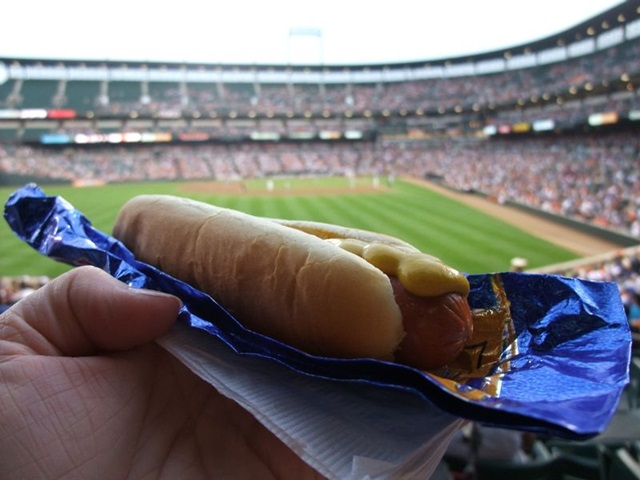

{"left": 326, "top": 238, "right": 469, "bottom": 298}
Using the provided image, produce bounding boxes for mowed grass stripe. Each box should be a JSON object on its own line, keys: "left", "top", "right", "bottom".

{"left": 267, "top": 195, "right": 338, "bottom": 222}
{"left": 342, "top": 192, "right": 514, "bottom": 271}
{"left": 297, "top": 193, "right": 386, "bottom": 230}
{"left": 261, "top": 191, "right": 518, "bottom": 272}
{"left": 381, "top": 183, "right": 577, "bottom": 271}
{"left": 318, "top": 184, "right": 577, "bottom": 272}
{"left": 0, "top": 179, "right": 578, "bottom": 276}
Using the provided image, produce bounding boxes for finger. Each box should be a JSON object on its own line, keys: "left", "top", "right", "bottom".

{"left": 0, "top": 265, "right": 182, "bottom": 356}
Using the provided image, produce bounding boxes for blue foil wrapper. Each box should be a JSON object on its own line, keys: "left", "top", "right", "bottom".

{"left": 3, "top": 184, "right": 632, "bottom": 440}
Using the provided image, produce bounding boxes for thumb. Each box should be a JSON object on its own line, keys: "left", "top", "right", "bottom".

{"left": 0, "top": 266, "right": 182, "bottom": 356}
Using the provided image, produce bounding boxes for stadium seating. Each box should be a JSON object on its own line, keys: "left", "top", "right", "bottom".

{"left": 608, "top": 447, "right": 640, "bottom": 480}
{"left": 64, "top": 80, "right": 101, "bottom": 111}
{"left": 17, "top": 79, "right": 58, "bottom": 109}
{"left": 2, "top": 35, "right": 638, "bottom": 121}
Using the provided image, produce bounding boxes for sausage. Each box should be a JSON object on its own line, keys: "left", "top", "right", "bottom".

{"left": 112, "top": 195, "right": 473, "bottom": 370}
{"left": 315, "top": 237, "right": 473, "bottom": 369}
{"left": 390, "top": 279, "right": 472, "bottom": 370}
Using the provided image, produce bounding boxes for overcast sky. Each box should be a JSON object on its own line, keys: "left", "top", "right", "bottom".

{"left": 0, "top": 0, "right": 624, "bottom": 65}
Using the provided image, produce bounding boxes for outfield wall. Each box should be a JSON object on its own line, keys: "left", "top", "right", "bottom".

{"left": 503, "top": 199, "right": 639, "bottom": 248}
{"left": 432, "top": 178, "right": 639, "bottom": 251}
{"left": 532, "top": 244, "right": 640, "bottom": 275}
{"left": 0, "top": 173, "right": 68, "bottom": 187}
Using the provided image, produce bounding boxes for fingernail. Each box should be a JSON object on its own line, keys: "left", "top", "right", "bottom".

{"left": 129, "top": 287, "right": 183, "bottom": 307}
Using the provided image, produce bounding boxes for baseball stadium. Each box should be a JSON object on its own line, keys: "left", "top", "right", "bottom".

{"left": 0, "top": 1, "right": 639, "bottom": 478}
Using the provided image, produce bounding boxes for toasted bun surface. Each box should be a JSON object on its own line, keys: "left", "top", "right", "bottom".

{"left": 113, "top": 195, "right": 405, "bottom": 360}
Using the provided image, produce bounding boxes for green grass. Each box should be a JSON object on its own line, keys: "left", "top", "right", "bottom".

{"left": 0, "top": 178, "right": 579, "bottom": 277}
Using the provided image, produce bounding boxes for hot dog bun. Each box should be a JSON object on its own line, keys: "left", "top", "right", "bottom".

{"left": 113, "top": 195, "right": 473, "bottom": 369}
{"left": 274, "top": 219, "right": 473, "bottom": 369}
{"left": 272, "top": 219, "right": 420, "bottom": 253}
{"left": 113, "top": 195, "right": 405, "bottom": 360}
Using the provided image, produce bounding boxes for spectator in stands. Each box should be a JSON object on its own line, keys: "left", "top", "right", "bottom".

{"left": 0, "top": 275, "right": 49, "bottom": 310}
{"left": 510, "top": 257, "right": 528, "bottom": 272}
{"left": 626, "top": 290, "right": 640, "bottom": 331}
{"left": 0, "top": 266, "right": 323, "bottom": 479}
{"left": 444, "top": 422, "right": 533, "bottom": 476}
{"left": 0, "top": 277, "right": 12, "bottom": 313}
{"left": 9, "top": 276, "right": 37, "bottom": 303}
{"left": 2, "top": 129, "right": 638, "bottom": 238}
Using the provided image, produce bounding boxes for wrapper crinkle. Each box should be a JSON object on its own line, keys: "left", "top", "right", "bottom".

{"left": 3, "top": 184, "right": 631, "bottom": 444}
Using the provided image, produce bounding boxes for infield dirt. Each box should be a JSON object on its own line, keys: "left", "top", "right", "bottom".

{"left": 181, "top": 181, "right": 390, "bottom": 196}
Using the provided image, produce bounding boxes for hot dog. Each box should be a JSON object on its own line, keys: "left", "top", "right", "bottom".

{"left": 112, "top": 195, "right": 473, "bottom": 370}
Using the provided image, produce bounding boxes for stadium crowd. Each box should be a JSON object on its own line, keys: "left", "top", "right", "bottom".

{"left": 2, "top": 36, "right": 638, "bottom": 122}
{"left": 152, "top": 37, "right": 637, "bottom": 117}
{"left": 537, "top": 245, "right": 640, "bottom": 327}
{"left": 0, "top": 274, "right": 50, "bottom": 313}
{"left": 2, "top": 129, "right": 637, "bottom": 234}
{"left": 382, "top": 131, "right": 640, "bottom": 236}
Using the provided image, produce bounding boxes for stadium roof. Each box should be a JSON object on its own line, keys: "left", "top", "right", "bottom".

{"left": 0, "top": 0, "right": 628, "bottom": 66}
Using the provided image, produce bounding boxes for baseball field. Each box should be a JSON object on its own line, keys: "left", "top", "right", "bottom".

{"left": 0, "top": 176, "right": 580, "bottom": 278}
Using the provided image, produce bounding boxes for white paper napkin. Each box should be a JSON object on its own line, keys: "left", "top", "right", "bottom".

{"left": 157, "top": 323, "right": 464, "bottom": 479}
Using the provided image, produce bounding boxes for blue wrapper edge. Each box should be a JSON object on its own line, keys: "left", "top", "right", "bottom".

{"left": 3, "top": 184, "right": 632, "bottom": 440}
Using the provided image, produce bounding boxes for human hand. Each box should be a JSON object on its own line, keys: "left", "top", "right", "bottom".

{"left": 0, "top": 266, "right": 323, "bottom": 479}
